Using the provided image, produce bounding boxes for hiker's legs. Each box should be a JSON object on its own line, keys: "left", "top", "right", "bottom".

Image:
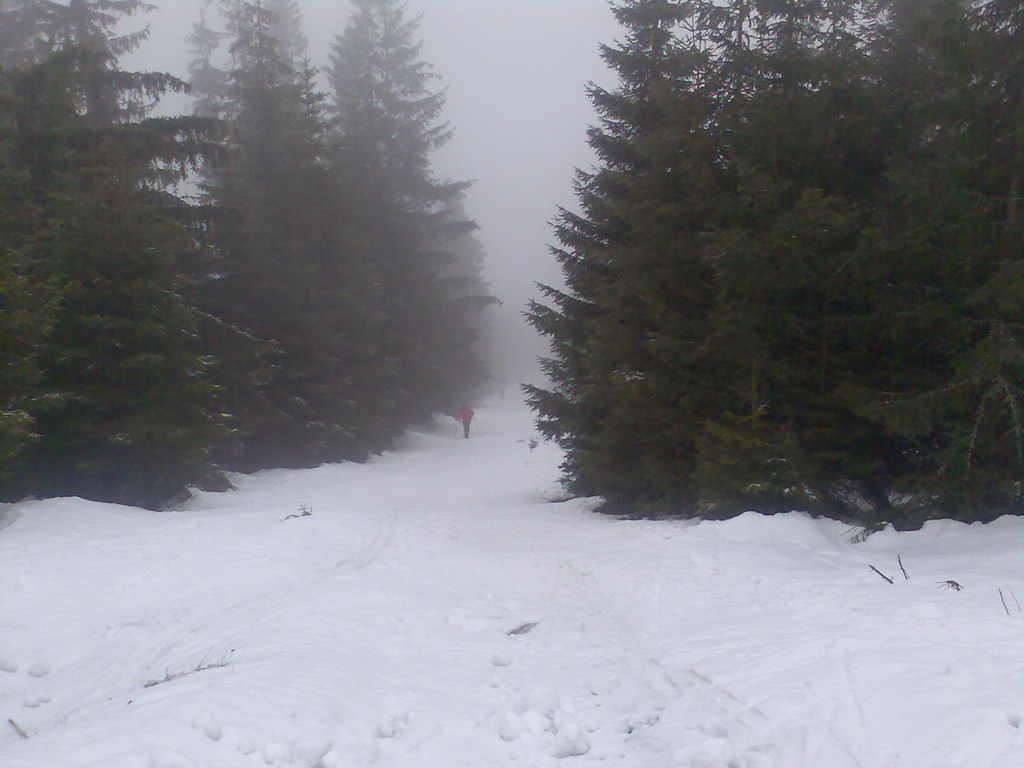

{"left": 463, "top": 421, "right": 470, "bottom": 438}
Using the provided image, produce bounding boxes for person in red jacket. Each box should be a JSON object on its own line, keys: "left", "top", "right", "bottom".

{"left": 456, "top": 405, "right": 474, "bottom": 438}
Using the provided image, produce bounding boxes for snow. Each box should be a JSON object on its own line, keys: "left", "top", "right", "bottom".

{"left": 1, "top": 400, "right": 1022, "bottom": 768}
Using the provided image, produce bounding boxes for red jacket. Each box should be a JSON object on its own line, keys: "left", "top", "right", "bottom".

{"left": 456, "top": 406, "right": 474, "bottom": 424}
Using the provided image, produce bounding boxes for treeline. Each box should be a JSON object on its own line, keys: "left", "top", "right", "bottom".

{"left": 528, "top": 0, "right": 1023, "bottom": 527}
{"left": 0, "top": 0, "right": 494, "bottom": 509}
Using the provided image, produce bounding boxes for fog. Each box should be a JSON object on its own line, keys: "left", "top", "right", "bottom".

{"left": 124, "top": 0, "right": 621, "bottom": 389}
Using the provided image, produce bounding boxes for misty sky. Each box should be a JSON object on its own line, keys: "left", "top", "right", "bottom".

{"left": 125, "top": 0, "right": 623, "bottom": 384}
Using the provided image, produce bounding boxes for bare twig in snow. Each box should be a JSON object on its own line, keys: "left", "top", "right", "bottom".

{"left": 999, "top": 588, "right": 1011, "bottom": 615}
{"left": 937, "top": 580, "right": 964, "bottom": 591}
{"left": 507, "top": 622, "right": 539, "bottom": 636}
{"left": 898, "top": 554, "right": 909, "bottom": 581}
{"left": 870, "top": 565, "right": 894, "bottom": 584}
{"left": 142, "top": 649, "right": 234, "bottom": 689}
{"left": 8, "top": 718, "right": 29, "bottom": 739}
{"left": 284, "top": 504, "right": 313, "bottom": 520}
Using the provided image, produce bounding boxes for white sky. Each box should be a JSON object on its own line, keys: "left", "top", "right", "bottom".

{"left": 126, "top": 0, "right": 623, "bottom": 384}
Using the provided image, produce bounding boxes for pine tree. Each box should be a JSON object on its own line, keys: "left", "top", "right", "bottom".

{"left": 0, "top": 3, "right": 224, "bottom": 507}
{"left": 527, "top": 0, "right": 719, "bottom": 512}
{"left": 688, "top": 0, "right": 899, "bottom": 517}
{"left": 264, "top": 0, "right": 307, "bottom": 72}
{"left": 838, "top": 0, "right": 1024, "bottom": 520}
{"left": 532, "top": 0, "right": 1022, "bottom": 525}
{"left": 326, "top": 0, "right": 484, "bottom": 425}
{"left": 187, "top": 7, "right": 230, "bottom": 119}
{"left": 0, "top": 65, "right": 59, "bottom": 470}
{"left": 437, "top": 197, "right": 498, "bottom": 403}
{"left": 196, "top": 0, "right": 388, "bottom": 468}
{"left": 0, "top": 0, "right": 52, "bottom": 69}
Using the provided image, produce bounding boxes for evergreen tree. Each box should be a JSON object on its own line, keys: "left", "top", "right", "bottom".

{"left": 527, "top": 0, "right": 718, "bottom": 511}
{"left": 0, "top": 0, "right": 52, "bottom": 69}
{"left": 264, "top": 0, "right": 307, "bottom": 72}
{"left": 437, "top": 197, "right": 498, "bottom": 402}
{"left": 531, "top": 0, "right": 1022, "bottom": 525}
{"left": 691, "top": 0, "right": 896, "bottom": 517}
{"left": 838, "top": 0, "right": 1024, "bottom": 519}
{"left": 326, "top": 0, "right": 486, "bottom": 425}
{"left": 187, "top": 7, "right": 229, "bottom": 119}
{"left": 0, "top": 65, "right": 59, "bottom": 470}
{"left": 197, "top": 0, "right": 386, "bottom": 468}
{"left": 0, "top": 3, "right": 223, "bottom": 507}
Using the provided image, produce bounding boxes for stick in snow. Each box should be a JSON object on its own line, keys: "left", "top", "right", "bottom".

{"left": 999, "top": 588, "right": 1010, "bottom": 615}
{"left": 869, "top": 565, "right": 894, "bottom": 584}
{"left": 507, "top": 622, "right": 538, "bottom": 636}
{"left": 898, "top": 554, "right": 909, "bottom": 581}
{"left": 8, "top": 718, "right": 29, "bottom": 739}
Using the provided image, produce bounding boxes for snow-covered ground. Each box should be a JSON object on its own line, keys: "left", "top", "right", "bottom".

{"left": 1, "top": 400, "right": 1022, "bottom": 768}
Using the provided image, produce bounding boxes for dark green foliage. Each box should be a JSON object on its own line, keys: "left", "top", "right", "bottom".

{"left": 841, "top": 0, "right": 1024, "bottom": 520}
{"left": 528, "top": 0, "right": 720, "bottom": 512}
{"left": 0, "top": 70, "right": 59, "bottom": 468}
{"left": 27, "top": 151, "right": 219, "bottom": 507}
{"left": 0, "top": 4, "right": 222, "bottom": 507}
{"left": 529, "top": 0, "right": 1023, "bottom": 526}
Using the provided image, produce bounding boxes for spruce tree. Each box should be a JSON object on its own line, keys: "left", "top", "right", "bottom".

{"left": 838, "top": 0, "right": 1024, "bottom": 520}
{"left": 187, "top": 7, "right": 229, "bottom": 120}
{"left": 196, "top": 0, "right": 388, "bottom": 468}
{"left": 527, "top": 0, "right": 718, "bottom": 511}
{"left": 690, "top": 0, "right": 897, "bottom": 517}
{"left": 531, "top": 0, "right": 1022, "bottom": 525}
{"left": 437, "top": 197, "right": 498, "bottom": 403}
{"left": 264, "top": 0, "right": 307, "bottom": 72}
{"left": 0, "top": 65, "right": 58, "bottom": 470}
{"left": 326, "top": 0, "right": 485, "bottom": 426}
{"left": 1, "top": 3, "right": 223, "bottom": 507}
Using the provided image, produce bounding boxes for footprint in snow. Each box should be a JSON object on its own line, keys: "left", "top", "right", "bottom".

{"left": 27, "top": 662, "right": 50, "bottom": 678}
{"left": 0, "top": 658, "right": 18, "bottom": 673}
{"left": 497, "top": 712, "right": 524, "bottom": 741}
{"left": 375, "top": 708, "right": 409, "bottom": 738}
{"left": 551, "top": 723, "right": 590, "bottom": 758}
{"left": 190, "top": 711, "right": 222, "bottom": 741}
{"left": 496, "top": 707, "right": 591, "bottom": 758}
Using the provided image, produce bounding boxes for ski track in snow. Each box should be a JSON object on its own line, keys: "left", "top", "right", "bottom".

{"left": 1, "top": 400, "right": 1023, "bottom": 767}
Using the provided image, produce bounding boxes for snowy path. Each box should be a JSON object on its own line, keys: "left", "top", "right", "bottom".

{"left": 1, "top": 401, "right": 1023, "bottom": 767}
